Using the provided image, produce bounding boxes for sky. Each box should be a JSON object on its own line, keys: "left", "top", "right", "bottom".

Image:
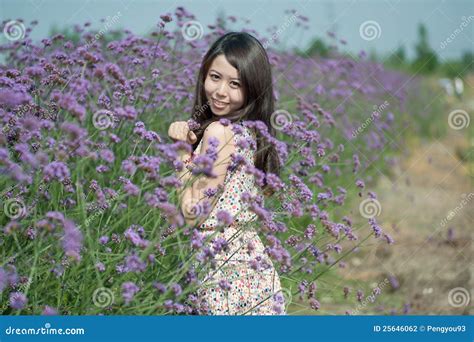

{"left": 0, "top": 0, "right": 473, "bottom": 61}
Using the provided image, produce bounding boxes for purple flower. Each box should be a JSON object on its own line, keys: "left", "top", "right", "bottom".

{"left": 0, "top": 267, "right": 7, "bottom": 292}
{"left": 389, "top": 275, "right": 400, "bottom": 290}
{"left": 62, "top": 219, "right": 83, "bottom": 261}
{"left": 160, "top": 14, "right": 173, "bottom": 23}
{"left": 99, "top": 236, "right": 109, "bottom": 244}
{"left": 153, "top": 282, "right": 167, "bottom": 294}
{"left": 95, "top": 262, "right": 106, "bottom": 272}
{"left": 122, "top": 282, "right": 139, "bottom": 304}
{"left": 191, "top": 229, "right": 204, "bottom": 249}
{"left": 289, "top": 175, "right": 312, "bottom": 202}
{"left": 99, "top": 149, "right": 115, "bottom": 163}
{"left": 171, "top": 283, "right": 182, "bottom": 297}
{"left": 9, "top": 292, "right": 27, "bottom": 310}
{"left": 219, "top": 118, "right": 231, "bottom": 126}
{"left": 353, "top": 154, "right": 361, "bottom": 173}
{"left": 383, "top": 233, "right": 394, "bottom": 244}
{"left": 124, "top": 254, "right": 147, "bottom": 273}
{"left": 309, "top": 298, "right": 320, "bottom": 310}
{"left": 124, "top": 226, "right": 149, "bottom": 248}
{"left": 369, "top": 218, "right": 383, "bottom": 238}
{"left": 216, "top": 210, "right": 233, "bottom": 226}
{"left": 187, "top": 119, "right": 200, "bottom": 130}
{"left": 219, "top": 279, "right": 231, "bottom": 291}
{"left": 42, "top": 306, "right": 58, "bottom": 315}
{"left": 0, "top": 88, "right": 31, "bottom": 107}
{"left": 43, "top": 161, "right": 70, "bottom": 183}
{"left": 121, "top": 159, "right": 137, "bottom": 175}
{"left": 356, "top": 290, "right": 364, "bottom": 302}
{"left": 212, "top": 237, "right": 229, "bottom": 253}
{"left": 123, "top": 180, "right": 140, "bottom": 196}
{"left": 355, "top": 179, "right": 365, "bottom": 188}
{"left": 265, "top": 173, "right": 284, "bottom": 192}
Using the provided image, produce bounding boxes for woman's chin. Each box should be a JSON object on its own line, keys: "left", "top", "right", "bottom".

{"left": 210, "top": 107, "right": 230, "bottom": 116}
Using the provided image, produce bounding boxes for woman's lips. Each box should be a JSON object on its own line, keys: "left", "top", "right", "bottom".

{"left": 211, "top": 98, "right": 228, "bottom": 109}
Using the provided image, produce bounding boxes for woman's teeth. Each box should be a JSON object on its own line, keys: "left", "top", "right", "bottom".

{"left": 213, "top": 99, "right": 227, "bottom": 108}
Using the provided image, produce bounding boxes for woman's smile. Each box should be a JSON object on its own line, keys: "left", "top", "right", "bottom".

{"left": 211, "top": 98, "right": 229, "bottom": 109}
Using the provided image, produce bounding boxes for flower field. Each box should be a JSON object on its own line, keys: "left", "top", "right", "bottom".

{"left": 0, "top": 8, "right": 447, "bottom": 315}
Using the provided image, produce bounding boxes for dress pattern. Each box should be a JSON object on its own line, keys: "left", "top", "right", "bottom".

{"left": 194, "top": 122, "right": 286, "bottom": 315}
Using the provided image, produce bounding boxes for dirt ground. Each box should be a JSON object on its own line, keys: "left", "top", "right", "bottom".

{"left": 288, "top": 82, "right": 473, "bottom": 315}
{"left": 340, "top": 89, "right": 473, "bottom": 315}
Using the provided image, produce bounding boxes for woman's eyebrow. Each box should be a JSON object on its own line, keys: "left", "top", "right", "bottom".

{"left": 209, "top": 69, "right": 240, "bottom": 81}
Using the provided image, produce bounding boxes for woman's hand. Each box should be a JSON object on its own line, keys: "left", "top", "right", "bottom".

{"left": 168, "top": 121, "right": 197, "bottom": 145}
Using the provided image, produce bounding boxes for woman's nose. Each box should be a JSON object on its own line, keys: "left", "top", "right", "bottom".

{"left": 215, "top": 82, "right": 227, "bottom": 98}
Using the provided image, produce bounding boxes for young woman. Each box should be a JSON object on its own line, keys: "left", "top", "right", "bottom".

{"left": 168, "top": 32, "right": 285, "bottom": 315}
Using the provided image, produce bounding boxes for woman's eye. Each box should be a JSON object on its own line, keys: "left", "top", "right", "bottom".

{"left": 230, "top": 81, "right": 240, "bottom": 88}
{"left": 210, "top": 74, "right": 219, "bottom": 80}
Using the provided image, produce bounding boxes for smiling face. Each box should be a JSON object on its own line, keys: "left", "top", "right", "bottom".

{"left": 204, "top": 54, "right": 245, "bottom": 116}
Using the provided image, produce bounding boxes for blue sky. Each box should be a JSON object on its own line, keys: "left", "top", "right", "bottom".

{"left": 1, "top": 0, "right": 472, "bottom": 60}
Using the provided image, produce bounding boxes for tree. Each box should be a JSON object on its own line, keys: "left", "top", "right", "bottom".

{"left": 412, "top": 23, "right": 438, "bottom": 74}
{"left": 304, "top": 37, "right": 331, "bottom": 58}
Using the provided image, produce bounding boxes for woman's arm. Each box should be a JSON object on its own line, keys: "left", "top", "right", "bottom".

{"left": 178, "top": 121, "right": 235, "bottom": 227}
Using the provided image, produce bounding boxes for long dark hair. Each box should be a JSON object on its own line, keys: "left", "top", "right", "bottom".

{"left": 190, "top": 32, "right": 280, "bottom": 183}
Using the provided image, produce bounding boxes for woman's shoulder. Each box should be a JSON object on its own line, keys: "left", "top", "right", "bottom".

{"left": 202, "top": 121, "right": 235, "bottom": 143}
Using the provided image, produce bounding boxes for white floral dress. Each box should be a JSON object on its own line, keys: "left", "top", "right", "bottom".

{"left": 194, "top": 122, "right": 286, "bottom": 315}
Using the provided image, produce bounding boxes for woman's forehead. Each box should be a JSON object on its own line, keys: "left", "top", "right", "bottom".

{"left": 209, "top": 55, "right": 240, "bottom": 79}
